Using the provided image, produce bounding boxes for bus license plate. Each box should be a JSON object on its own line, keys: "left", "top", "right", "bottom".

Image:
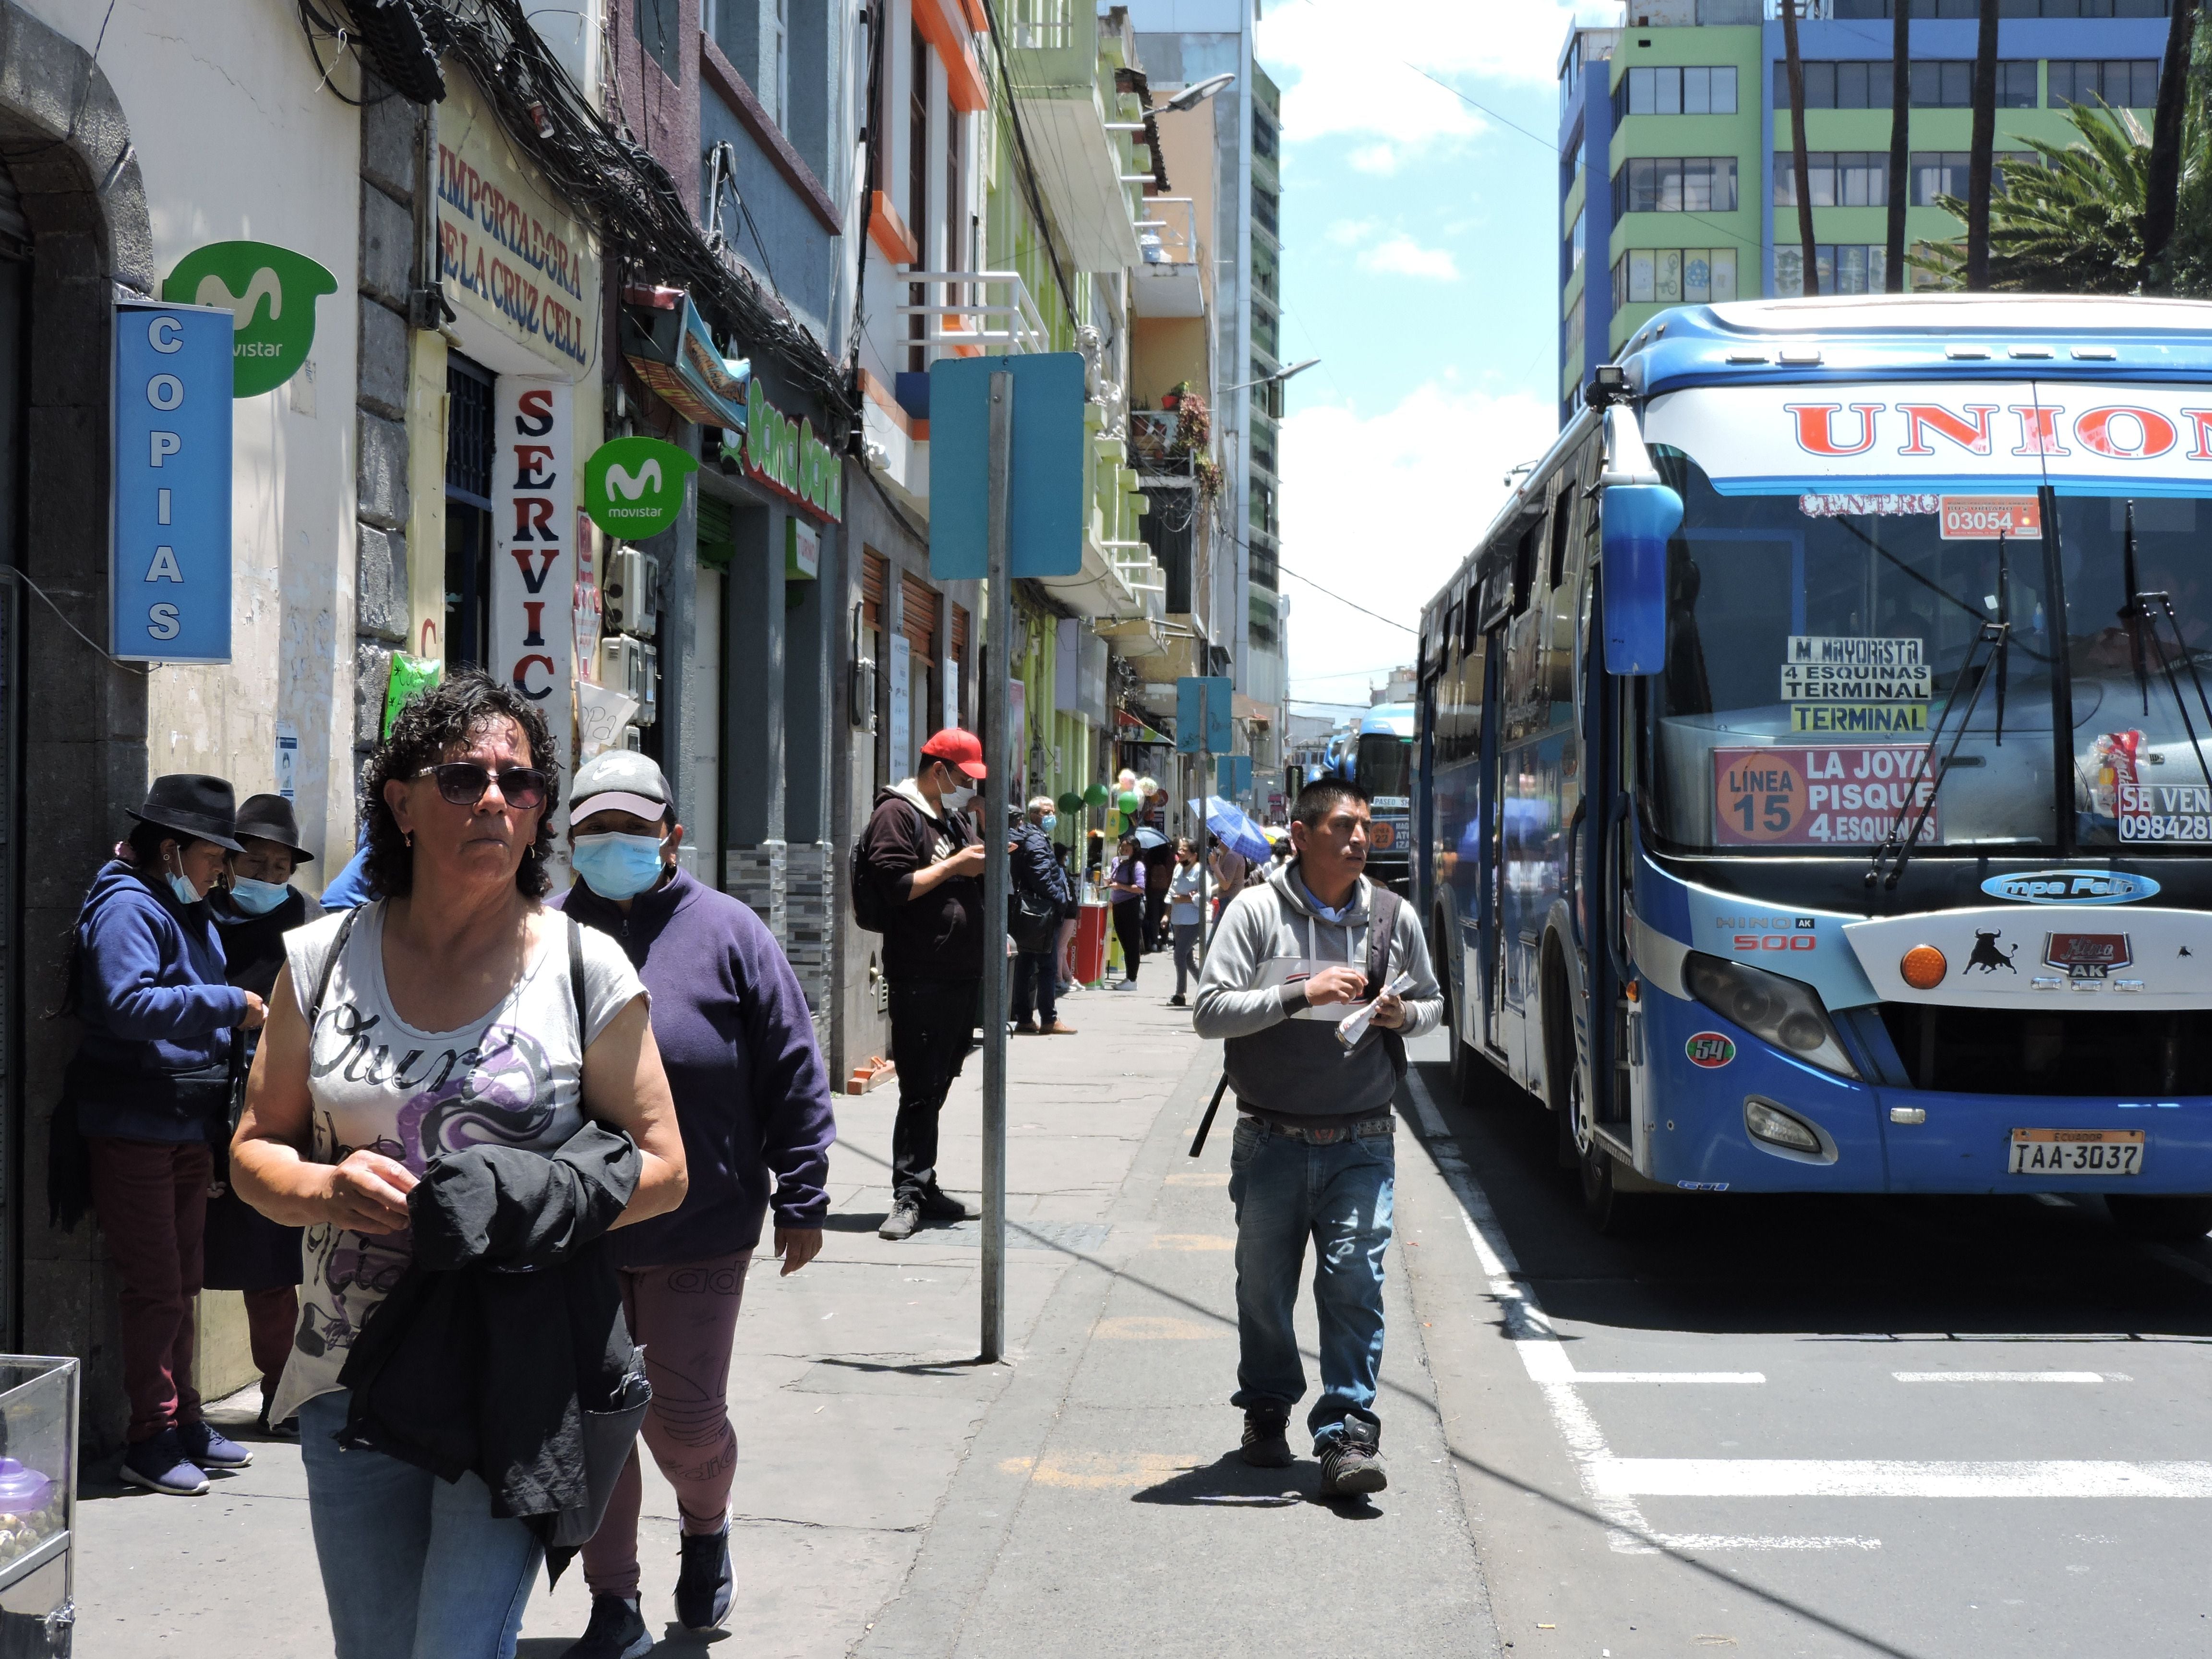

{"left": 2008, "top": 1129, "right": 2144, "bottom": 1176}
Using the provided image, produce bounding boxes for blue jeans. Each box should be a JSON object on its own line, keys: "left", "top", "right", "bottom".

{"left": 1227, "top": 1116, "right": 1395, "bottom": 1449}
{"left": 298, "top": 1391, "right": 543, "bottom": 1659}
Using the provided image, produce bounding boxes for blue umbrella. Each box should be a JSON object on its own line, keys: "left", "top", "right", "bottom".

{"left": 1132, "top": 827, "right": 1169, "bottom": 850}
{"left": 1205, "top": 796, "right": 1272, "bottom": 864}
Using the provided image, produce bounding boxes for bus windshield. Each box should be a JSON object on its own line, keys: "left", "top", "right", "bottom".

{"left": 1357, "top": 733, "right": 1412, "bottom": 801}
{"left": 1647, "top": 447, "right": 2212, "bottom": 856}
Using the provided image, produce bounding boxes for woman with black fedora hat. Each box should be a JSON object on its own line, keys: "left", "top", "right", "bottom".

{"left": 205, "top": 793, "right": 313, "bottom": 1436}
{"left": 60, "top": 773, "right": 265, "bottom": 1496}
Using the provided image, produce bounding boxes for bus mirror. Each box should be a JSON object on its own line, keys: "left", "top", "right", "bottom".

{"left": 1600, "top": 483, "right": 1682, "bottom": 676}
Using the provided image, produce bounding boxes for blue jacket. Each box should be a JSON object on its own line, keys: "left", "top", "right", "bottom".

{"left": 1011, "top": 822, "right": 1070, "bottom": 911}
{"left": 70, "top": 861, "right": 248, "bottom": 1139}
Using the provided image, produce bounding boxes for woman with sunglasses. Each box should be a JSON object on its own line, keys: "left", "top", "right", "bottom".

{"left": 231, "top": 673, "right": 688, "bottom": 1659}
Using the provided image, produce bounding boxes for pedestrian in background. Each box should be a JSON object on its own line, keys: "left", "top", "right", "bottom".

{"left": 231, "top": 673, "right": 687, "bottom": 1659}
{"left": 1168, "top": 838, "right": 1205, "bottom": 1009}
{"left": 1192, "top": 778, "right": 1442, "bottom": 1500}
{"left": 204, "top": 793, "right": 313, "bottom": 1438}
{"left": 1106, "top": 835, "right": 1146, "bottom": 990}
{"left": 58, "top": 775, "right": 264, "bottom": 1495}
{"left": 855, "top": 727, "right": 987, "bottom": 1242}
{"left": 554, "top": 751, "right": 834, "bottom": 1658}
{"left": 1142, "top": 836, "right": 1174, "bottom": 952}
{"left": 1209, "top": 834, "right": 1249, "bottom": 920}
{"left": 1010, "top": 796, "right": 1074, "bottom": 1036}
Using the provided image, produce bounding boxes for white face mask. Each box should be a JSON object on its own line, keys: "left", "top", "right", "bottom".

{"left": 941, "top": 782, "right": 976, "bottom": 815}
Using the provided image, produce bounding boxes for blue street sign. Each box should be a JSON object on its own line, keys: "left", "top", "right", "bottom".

{"left": 1176, "top": 675, "right": 1234, "bottom": 754}
{"left": 112, "top": 301, "right": 233, "bottom": 661}
{"left": 1217, "top": 754, "right": 1252, "bottom": 798}
{"left": 928, "top": 352, "right": 1087, "bottom": 580}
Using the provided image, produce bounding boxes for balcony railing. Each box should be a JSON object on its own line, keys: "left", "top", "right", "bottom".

{"left": 892, "top": 271, "right": 1049, "bottom": 364}
{"left": 1135, "top": 197, "right": 1198, "bottom": 267}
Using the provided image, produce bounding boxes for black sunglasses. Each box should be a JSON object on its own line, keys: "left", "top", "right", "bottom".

{"left": 414, "top": 763, "right": 549, "bottom": 811}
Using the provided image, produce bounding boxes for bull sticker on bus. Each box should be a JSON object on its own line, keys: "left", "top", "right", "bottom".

{"left": 1713, "top": 744, "right": 1939, "bottom": 846}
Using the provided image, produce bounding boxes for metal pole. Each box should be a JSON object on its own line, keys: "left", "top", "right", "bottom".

{"left": 1199, "top": 745, "right": 1212, "bottom": 957}
{"left": 980, "top": 371, "right": 1013, "bottom": 1365}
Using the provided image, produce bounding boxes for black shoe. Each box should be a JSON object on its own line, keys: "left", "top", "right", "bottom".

{"left": 560, "top": 1594, "right": 651, "bottom": 1659}
{"left": 1240, "top": 1407, "right": 1294, "bottom": 1469}
{"left": 255, "top": 1401, "right": 298, "bottom": 1439}
{"left": 879, "top": 1199, "right": 921, "bottom": 1240}
{"left": 1318, "top": 1431, "right": 1388, "bottom": 1497}
{"left": 675, "top": 1521, "right": 734, "bottom": 1630}
{"left": 1169, "top": 993, "right": 1187, "bottom": 1007}
{"left": 917, "top": 1186, "right": 974, "bottom": 1221}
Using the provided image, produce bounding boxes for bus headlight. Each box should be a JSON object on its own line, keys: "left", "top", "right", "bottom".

{"left": 1682, "top": 951, "right": 1859, "bottom": 1079}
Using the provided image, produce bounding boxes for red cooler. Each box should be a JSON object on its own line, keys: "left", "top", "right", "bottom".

{"left": 1074, "top": 902, "right": 1110, "bottom": 986}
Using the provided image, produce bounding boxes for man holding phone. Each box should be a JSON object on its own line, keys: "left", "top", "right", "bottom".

{"left": 1191, "top": 778, "right": 1442, "bottom": 1498}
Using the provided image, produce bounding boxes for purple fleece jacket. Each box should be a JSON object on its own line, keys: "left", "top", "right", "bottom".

{"left": 555, "top": 866, "right": 835, "bottom": 1265}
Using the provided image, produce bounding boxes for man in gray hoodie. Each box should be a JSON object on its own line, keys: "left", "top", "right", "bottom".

{"left": 1192, "top": 777, "right": 1442, "bottom": 1497}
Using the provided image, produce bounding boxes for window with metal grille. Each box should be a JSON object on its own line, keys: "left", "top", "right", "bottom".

{"left": 445, "top": 356, "right": 496, "bottom": 673}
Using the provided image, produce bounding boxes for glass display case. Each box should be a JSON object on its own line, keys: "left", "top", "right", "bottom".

{"left": 0, "top": 1357, "right": 76, "bottom": 1657}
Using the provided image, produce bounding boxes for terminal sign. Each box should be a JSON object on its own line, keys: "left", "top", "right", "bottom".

{"left": 111, "top": 301, "right": 232, "bottom": 662}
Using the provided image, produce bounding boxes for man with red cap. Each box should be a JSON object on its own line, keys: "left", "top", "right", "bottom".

{"left": 855, "top": 728, "right": 988, "bottom": 1240}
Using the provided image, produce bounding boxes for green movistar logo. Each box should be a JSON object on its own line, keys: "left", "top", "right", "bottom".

{"left": 162, "top": 242, "right": 338, "bottom": 398}
{"left": 584, "top": 437, "right": 698, "bottom": 539}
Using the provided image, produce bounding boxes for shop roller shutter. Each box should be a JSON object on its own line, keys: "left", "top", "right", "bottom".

{"left": 900, "top": 571, "right": 938, "bottom": 668}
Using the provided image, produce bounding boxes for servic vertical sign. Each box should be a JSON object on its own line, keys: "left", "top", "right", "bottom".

{"left": 112, "top": 301, "right": 232, "bottom": 661}
{"left": 491, "top": 379, "right": 574, "bottom": 773}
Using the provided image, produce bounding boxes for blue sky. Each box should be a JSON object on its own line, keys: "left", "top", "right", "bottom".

{"left": 1258, "top": 0, "right": 1619, "bottom": 709}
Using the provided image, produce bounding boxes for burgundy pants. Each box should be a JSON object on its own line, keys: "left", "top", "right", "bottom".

{"left": 244, "top": 1286, "right": 298, "bottom": 1404}
{"left": 87, "top": 1137, "right": 211, "bottom": 1444}
{"left": 581, "top": 1251, "right": 754, "bottom": 1598}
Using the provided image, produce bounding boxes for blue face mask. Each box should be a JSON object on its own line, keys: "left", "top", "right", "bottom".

{"left": 165, "top": 870, "right": 202, "bottom": 907}
{"left": 1041, "top": 814, "right": 1058, "bottom": 833}
{"left": 572, "top": 831, "right": 667, "bottom": 901}
{"left": 227, "top": 877, "right": 291, "bottom": 915}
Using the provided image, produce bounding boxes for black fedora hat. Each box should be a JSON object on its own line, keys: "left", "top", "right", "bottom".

{"left": 234, "top": 793, "right": 313, "bottom": 864}
{"left": 127, "top": 774, "right": 242, "bottom": 853}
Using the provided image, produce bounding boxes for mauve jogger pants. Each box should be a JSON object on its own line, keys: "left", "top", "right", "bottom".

{"left": 86, "top": 1137, "right": 210, "bottom": 1443}
{"left": 581, "top": 1251, "right": 756, "bottom": 1599}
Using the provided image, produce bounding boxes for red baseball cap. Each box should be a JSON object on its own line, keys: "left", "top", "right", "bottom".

{"left": 920, "top": 727, "right": 987, "bottom": 779}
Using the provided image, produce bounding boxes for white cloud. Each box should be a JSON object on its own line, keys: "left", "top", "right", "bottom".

{"left": 1347, "top": 144, "right": 1400, "bottom": 176}
{"left": 1358, "top": 234, "right": 1460, "bottom": 280}
{"left": 1325, "top": 217, "right": 1378, "bottom": 247}
{"left": 1277, "top": 383, "right": 1559, "bottom": 697}
{"left": 1258, "top": 0, "right": 1621, "bottom": 148}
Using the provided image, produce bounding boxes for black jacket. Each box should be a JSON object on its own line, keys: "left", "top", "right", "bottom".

{"left": 336, "top": 1122, "right": 648, "bottom": 1576}
{"left": 857, "top": 783, "right": 983, "bottom": 981}
{"left": 1010, "top": 821, "right": 1071, "bottom": 911}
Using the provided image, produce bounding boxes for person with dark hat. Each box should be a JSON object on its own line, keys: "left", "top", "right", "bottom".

{"left": 204, "top": 794, "right": 313, "bottom": 1436}
{"left": 60, "top": 774, "right": 264, "bottom": 1495}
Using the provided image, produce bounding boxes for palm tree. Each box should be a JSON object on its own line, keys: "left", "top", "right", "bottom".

{"left": 2142, "top": 0, "right": 2202, "bottom": 291}
{"left": 1965, "top": 0, "right": 2000, "bottom": 289}
{"left": 1885, "top": 0, "right": 1910, "bottom": 293}
{"left": 1780, "top": 0, "right": 1819, "bottom": 295}
{"left": 1913, "top": 98, "right": 2212, "bottom": 297}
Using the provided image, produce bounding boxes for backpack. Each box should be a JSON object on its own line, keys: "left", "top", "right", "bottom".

{"left": 1362, "top": 886, "right": 1408, "bottom": 1080}
{"left": 849, "top": 834, "right": 887, "bottom": 933}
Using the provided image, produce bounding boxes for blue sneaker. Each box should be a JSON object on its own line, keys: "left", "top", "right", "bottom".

{"left": 120, "top": 1429, "right": 208, "bottom": 1496}
{"left": 674, "top": 1522, "right": 733, "bottom": 1630}
{"left": 177, "top": 1419, "right": 252, "bottom": 1470}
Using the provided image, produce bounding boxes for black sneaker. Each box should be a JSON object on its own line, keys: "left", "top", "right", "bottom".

{"left": 675, "top": 1521, "right": 734, "bottom": 1630}
{"left": 1318, "top": 1432, "right": 1388, "bottom": 1497}
{"left": 879, "top": 1199, "right": 921, "bottom": 1240}
{"left": 917, "top": 1186, "right": 974, "bottom": 1221}
{"left": 1240, "top": 1408, "right": 1294, "bottom": 1469}
{"left": 560, "top": 1594, "right": 651, "bottom": 1659}
{"left": 1169, "top": 993, "right": 1187, "bottom": 1007}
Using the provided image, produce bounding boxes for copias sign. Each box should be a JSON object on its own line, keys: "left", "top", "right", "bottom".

{"left": 162, "top": 241, "right": 338, "bottom": 398}
{"left": 583, "top": 436, "right": 699, "bottom": 539}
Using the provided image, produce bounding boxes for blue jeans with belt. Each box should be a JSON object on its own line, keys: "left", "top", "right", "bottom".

{"left": 298, "top": 1390, "right": 543, "bottom": 1659}
{"left": 1226, "top": 1114, "right": 1395, "bottom": 1449}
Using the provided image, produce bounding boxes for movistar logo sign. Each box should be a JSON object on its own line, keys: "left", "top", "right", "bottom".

{"left": 161, "top": 241, "right": 337, "bottom": 398}
{"left": 583, "top": 436, "right": 699, "bottom": 539}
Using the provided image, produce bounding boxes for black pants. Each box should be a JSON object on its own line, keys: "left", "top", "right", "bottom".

{"left": 1112, "top": 902, "right": 1144, "bottom": 983}
{"left": 1011, "top": 952, "right": 1058, "bottom": 1028}
{"left": 1143, "top": 889, "right": 1167, "bottom": 950}
{"left": 889, "top": 977, "right": 980, "bottom": 1202}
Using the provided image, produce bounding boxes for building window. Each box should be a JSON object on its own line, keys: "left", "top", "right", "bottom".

{"left": 637, "top": 0, "right": 681, "bottom": 82}
{"left": 1912, "top": 60, "right": 2036, "bottom": 108}
{"left": 1908, "top": 150, "right": 2025, "bottom": 204}
{"left": 1774, "top": 58, "right": 2032, "bottom": 110}
{"left": 1564, "top": 290, "right": 1586, "bottom": 369}
{"left": 1613, "top": 64, "right": 1739, "bottom": 121}
{"left": 1611, "top": 156, "right": 1739, "bottom": 216}
{"left": 1612, "top": 246, "right": 1740, "bottom": 307}
{"left": 1774, "top": 243, "right": 1888, "bottom": 297}
{"left": 1773, "top": 151, "right": 1890, "bottom": 207}
{"left": 2050, "top": 60, "right": 2162, "bottom": 108}
{"left": 1833, "top": 2, "right": 2169, "bottom": 16}
{"left": 1567, "top": 206, "right": 1585, "bottom": 273}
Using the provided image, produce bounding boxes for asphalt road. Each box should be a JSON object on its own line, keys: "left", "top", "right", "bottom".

{"left": 1400, "top": 1042, "right": 2212, "bottom": 1659}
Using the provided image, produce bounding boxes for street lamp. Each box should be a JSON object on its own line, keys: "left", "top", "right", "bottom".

{"left": 1225, "top": 358, "right": 1321, "bottom": 419}
{"left": 1107, "top": 72, "right": 1237, "bottom": 132}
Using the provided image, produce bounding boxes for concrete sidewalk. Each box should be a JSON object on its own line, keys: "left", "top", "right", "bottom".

{"left": 70, "top": 977, "right": 1502, "bottom": 1657}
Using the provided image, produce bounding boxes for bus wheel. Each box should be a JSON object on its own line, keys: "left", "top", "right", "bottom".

{"left": 1565, "top": 1055, "right": 1647, "bottom": 1235}
{"left": 2106, "top": 1193, "right": 2212, "bottom": 1244}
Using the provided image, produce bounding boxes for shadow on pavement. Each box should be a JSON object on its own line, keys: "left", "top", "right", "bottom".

{"left": 1129, "top": 1450, "right": 1311, "bottom": 1508}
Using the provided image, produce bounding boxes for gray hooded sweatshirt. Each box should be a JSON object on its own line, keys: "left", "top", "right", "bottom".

{"left": 1192, "top": 860, "right": 1443, "bottom": 1123}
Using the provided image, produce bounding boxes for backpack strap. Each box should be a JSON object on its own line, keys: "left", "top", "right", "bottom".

{"left": 307, "top": 906, "right": 361, "bottom": 1026}
{"left": 567, "top": 913, "right": 588, "bottom": 1047}
{"left": 1364, "top": 886, "right": 1400, "bottom": 995}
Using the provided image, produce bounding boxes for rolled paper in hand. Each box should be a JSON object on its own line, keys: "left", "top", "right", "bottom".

{"left": 1336, "top": 969, "right": 1417, "bottom": 1048}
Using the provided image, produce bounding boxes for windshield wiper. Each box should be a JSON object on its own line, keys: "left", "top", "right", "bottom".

{"left": 2120, "top": 500, "right": 2212, "bottom": 799}
{"left": 1866, "top": 616, "right": 2011, "bottom": 891}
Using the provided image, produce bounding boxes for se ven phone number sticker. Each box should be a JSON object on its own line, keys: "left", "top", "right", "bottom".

{"left": 1713, "top": 744, "right": 1940, "bottom": 846}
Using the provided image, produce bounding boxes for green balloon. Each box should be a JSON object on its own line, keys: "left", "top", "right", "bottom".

{"left": 1083, "top": 782, "right": 1110, "bottom": 808}
{"left": 1118, "top": 791, "right": 1141, "bottom": 815}
{"left": 1056, "top": 791, "right": 1085, "bottom": 816}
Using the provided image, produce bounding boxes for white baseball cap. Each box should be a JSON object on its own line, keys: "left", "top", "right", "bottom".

{"left": 570, "top": 749, "right": 671, "bottom": 826}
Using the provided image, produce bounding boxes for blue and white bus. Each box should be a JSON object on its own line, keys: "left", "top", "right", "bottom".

{"left": 1330, "top": 704, "right": 1416, "bottom": 892}
{"left": 1418, "top": 296, "right": 2212, "bottom": 1235}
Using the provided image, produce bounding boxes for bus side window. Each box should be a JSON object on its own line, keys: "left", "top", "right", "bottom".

{"left": 1546, "top": 442, "right": 1599, "bottom": 717}
{"left": 1503, "top": 507, "right": 1553, "bottom": 740}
